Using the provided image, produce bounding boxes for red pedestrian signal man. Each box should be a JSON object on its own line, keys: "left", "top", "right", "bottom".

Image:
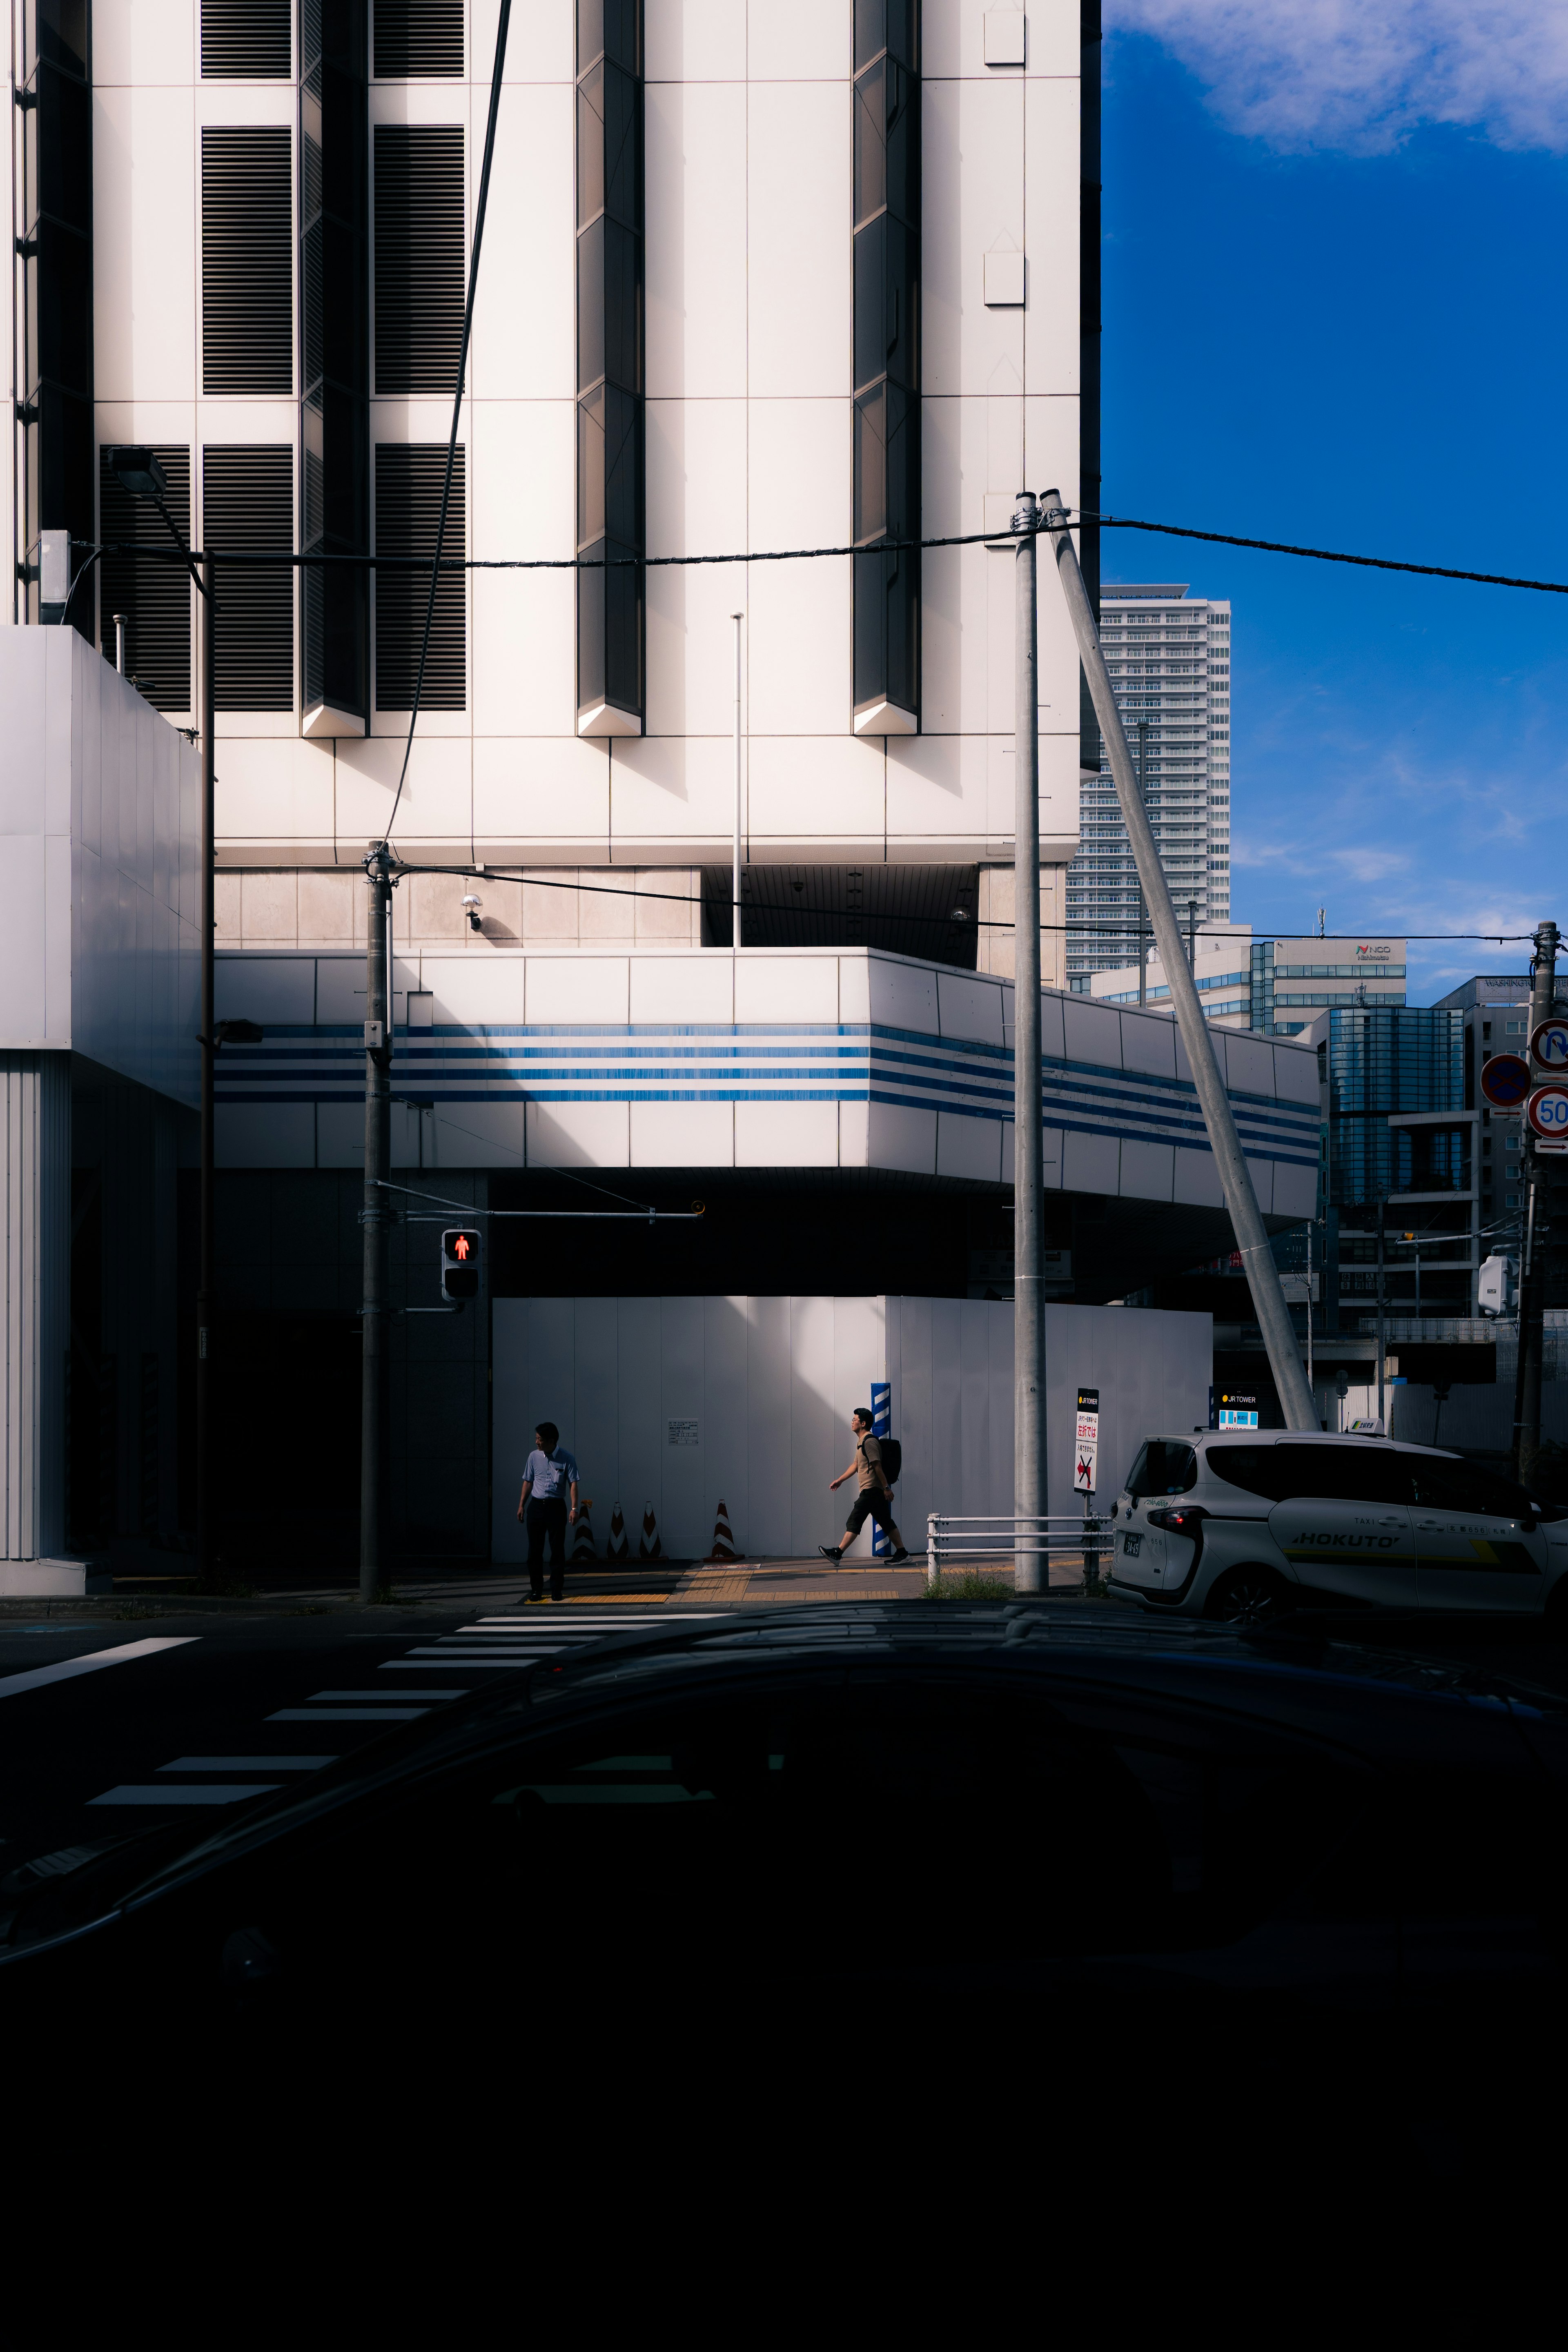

{"left": 441, "top": 1228, "right": 481, "bottom": 1302}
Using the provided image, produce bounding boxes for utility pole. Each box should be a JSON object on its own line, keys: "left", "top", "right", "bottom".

{"left": 1136, "top": 718, "right": 1149, "bottom": 1004}
{"left": 361, "top": 842, "right": 395, "bottom": 1602}
{"left": 1513, "top": 918, "right": 1560, "bottom": 1485}
{"left": 731, "top": 612, "right": 743, "bottom": 965}
{"left": 1187, "top": 898, "right": 1197, "bottom": 970}
{"left": 197, "top": 555, "right": 216, "bottom": 1581}
{"left": 1375, "top": 1206, "right": 1386, "bottom": 1430}
{"left": 1042, "top": 491, "right": 1317, "bottom": 1430}
{"left": 1011, "top": 491, "right": 1045, "bottom": 1593}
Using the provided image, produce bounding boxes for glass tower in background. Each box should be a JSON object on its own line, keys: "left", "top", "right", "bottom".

{"left": 1065, "top": 584, "right": 1230, "bottom": 982}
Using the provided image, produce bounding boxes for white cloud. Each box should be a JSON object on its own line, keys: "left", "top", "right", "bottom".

{"left": 1111, "top": 1, "right": 1568, "bottom": 154}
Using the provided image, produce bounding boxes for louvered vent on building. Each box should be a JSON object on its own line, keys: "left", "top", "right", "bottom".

{"left": 202, "top": 127, "right": 293, "bottom": 394}
{"left": 204, "top": 446, "right": 295, "bottom": 711}
{"left": 374, "top": 125, "right": 465, "bottom": 395}
{"left": 98, "top": 446, "right": 192, "bottom": 713}
{"left": 375, "top": 444, "right": 466, "bottom": 710}
{"left": 201, "top": 0, "right": 292, "bottom": 77}
{"left": 374, "top": 0, "right": 464, "bottom": 76}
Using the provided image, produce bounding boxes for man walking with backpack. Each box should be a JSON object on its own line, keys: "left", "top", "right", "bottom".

{"left": 820, "top": 1405, "right": 910, "bottom": 1565}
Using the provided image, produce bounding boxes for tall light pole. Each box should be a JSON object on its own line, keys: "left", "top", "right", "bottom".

{"left": 731, "top": 612, "right": 744, "bottom": 970}
{"left": 1011, "top": 492, "right": 1045, "bottom": 1591}
{"left": 361, "top": 842, "right": 394, "bottom": 1601}
{"left": 107, "top": 449, "right": 217, "bottom": 1575}
{"left": 1135, "top": 718, "right": 1149, "bottom": 1004}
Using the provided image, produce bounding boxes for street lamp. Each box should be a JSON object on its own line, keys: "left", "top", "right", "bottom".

{"left": 106, "top": 445, "right": 216, "bottom": 1580}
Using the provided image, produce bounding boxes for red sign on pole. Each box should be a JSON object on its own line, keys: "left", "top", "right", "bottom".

{"left": 1481, "top": 1053, "right": 1532, "bottom": 1109}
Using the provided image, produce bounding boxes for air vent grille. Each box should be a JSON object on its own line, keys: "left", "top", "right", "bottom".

{"left": 204, "top": 446, "right": 295, "bottom": 712}
{"left": 202, "top": 127, "right": 293, "bottom": 393}
{"left": 99, "top": 446, "right": 193, "bottom": 713}
{"left": 374, "top": 124, "right": 465, "bottom": 394}
{"left": 201, "top": 0, "right": 292, "bottom": 77}
{"left": 375, "top": 444, "right": 466, "bottom": 710}
{"left": 374, "top": 1, "right": 464, "bottom": 76}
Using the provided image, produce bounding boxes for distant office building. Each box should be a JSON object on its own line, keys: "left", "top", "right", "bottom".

{"left": 1431, "top": 975, "right": 1532, "bottom": 1233}
{"left": 1309, "top": 1003, "right": 1476, "bottom": 1330}
{"left": 1066, "top": 585, "right": 1229, "bottom": 981}
{"left": 1082, "top": 932, "right": 1406, "bottom": 1036}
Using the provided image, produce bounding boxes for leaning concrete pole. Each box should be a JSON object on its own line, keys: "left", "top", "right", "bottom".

{"left": 1513, "top": 917, "right": 1559, "bottom": 1485}
{"left": 361, "top": 841, "right": 395, "bottom": 1601}
{"left": 1012, "top": 492, "right": 1046, "bottom": 1590}
{"left": 1040, "top": 492, "right": 1317, "bottom": 1431}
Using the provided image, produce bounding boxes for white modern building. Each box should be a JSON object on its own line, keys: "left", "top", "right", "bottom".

{"left": 1066, "top": 582, "right": 1230, "bottom": 982}
{"left": 4, "top": 2, "right": 1327, "bottom": 1570}
{"left": 1084, "top": 931, "right": 1408, "bottom": 1037}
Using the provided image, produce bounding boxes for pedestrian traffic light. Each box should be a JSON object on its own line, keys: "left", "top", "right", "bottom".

{"left": 441, "top": 1228, "right": 481, "bottom": 1303}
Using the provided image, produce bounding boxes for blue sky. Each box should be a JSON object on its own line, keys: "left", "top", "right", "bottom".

{"left": 1100, "top": 9, "right": 1568, "bottom": 1002}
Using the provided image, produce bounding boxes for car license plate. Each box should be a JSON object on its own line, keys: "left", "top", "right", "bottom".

{"left": 1122, "top": 1532, "right": 1141, "bottom": 1557}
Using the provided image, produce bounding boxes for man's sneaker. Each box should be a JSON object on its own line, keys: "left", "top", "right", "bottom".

{"left": 890, "top": 1548, "right": 911, "bottom": 1564}
{"left": 817, "top": 1545, "right": 843, "bottom": 1563}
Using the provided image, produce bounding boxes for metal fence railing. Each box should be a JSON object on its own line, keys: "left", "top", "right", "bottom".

{"left": 925, "top": 1512, "right": 1114, "bottom": 1592}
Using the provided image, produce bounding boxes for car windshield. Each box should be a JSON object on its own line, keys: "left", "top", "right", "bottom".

{"left": 1126, "top": 1441, "right": 1198, "bottom": 1499}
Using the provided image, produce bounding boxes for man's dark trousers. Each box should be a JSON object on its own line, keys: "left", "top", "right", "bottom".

{"left": 526, "top": 1497, "right": 569, "bottom": 1600}
{"left": 842, "top": 1488, "right": 903, "bottom": 1550}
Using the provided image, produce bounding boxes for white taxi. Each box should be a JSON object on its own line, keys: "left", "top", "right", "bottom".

{"left": 1105, "top": 1430, "right": 1568, "bottom": 1624}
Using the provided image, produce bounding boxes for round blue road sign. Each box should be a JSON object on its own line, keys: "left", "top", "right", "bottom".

{"left": 1481, "top": 1052, "right": 1532, "bottom": 1108}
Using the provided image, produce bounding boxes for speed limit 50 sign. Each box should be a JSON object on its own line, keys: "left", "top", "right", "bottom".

{"left": 1527, "top": 1084, "right": 1568, "bottom": 1149}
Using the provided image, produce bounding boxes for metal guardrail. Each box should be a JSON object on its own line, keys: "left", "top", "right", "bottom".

{"left": 926, "top": 1512, "right": 1114, "bottom": 1592}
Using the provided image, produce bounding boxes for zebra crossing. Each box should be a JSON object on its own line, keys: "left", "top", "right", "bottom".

{"left": 86, "top": 1610, "right": 718, "bottom": 1811}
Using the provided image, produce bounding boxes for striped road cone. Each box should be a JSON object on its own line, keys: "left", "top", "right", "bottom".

{"left": 572, "top": 1498, "right": 596, "bottom": 1561}
{"left": 606, "top": 1503, "right": 630, "bottom": 1562}
{"left": 639, "top": 1501, "right": 662, "bottom": 1561}
{"left": 708, "top": 1498, "right": 737, "bottom": 1562}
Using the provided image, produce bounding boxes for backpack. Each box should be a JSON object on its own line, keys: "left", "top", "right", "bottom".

{"left": 878, "top": 1436, "right": 902, "bottom": 1486}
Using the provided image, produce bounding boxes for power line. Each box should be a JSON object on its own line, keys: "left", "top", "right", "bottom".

{"left": 385, "top": 0, "right": 511, "bottom": 849}
{"left": 78, "top": 514, "right": 1568, "bottom": 597}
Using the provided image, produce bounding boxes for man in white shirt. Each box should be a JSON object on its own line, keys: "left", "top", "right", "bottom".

{"left": 516, "top": 1420, "right": 580, "bottom": 1602}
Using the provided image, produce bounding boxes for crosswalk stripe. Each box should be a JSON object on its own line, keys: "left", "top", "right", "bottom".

{"left": 159, "top": 1757, "right": 336, "bottom": 1772}
{"left": 309, "top": 1688, "right": 469, "bottom": 1700}
{"left": 0, "top": 1636, "right": 198, "bottom": 1702}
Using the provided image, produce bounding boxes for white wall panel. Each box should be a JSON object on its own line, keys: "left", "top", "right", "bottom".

{"left": 938, "top": 971, "right": 1005, "bottom": 1046}
{"left": 336, "top": 737, "right": 473, "bottom": 847}
{"left": 746, "top": 733, "right": 880, "bottom": 848}
{"left": 631, "top": 1100, "right": 733, "bottom": 1165}
{"left": 747, "top": 81, "right": 851, "bottom": 397}
{"left": 646, "top": 83, "right": 747, "bottom": 400}
{"left": 937, "top": 1109, "right": 1001, "bottom": 1182}
{"left": 214, "top": 741, "right": 336, "bottom": 853}
{"left": 748, "top": 1, "right": 851, "bottom": 81}
{"left": 646, "top": 1, "right": 747, "bottom": 80}
{"left": 526, "top": 1100, "right": 630, "bottom": 1167}
{"left": 423, "top": 955, "right": 526, "bottom": 1025}
{"left": 735, "top": 1100, "right": 838, "bottom": 1166}
{"left": 610, "top": 732, "right": 737, "bottom": 848}
{"left": 472, "top": 400, "right": 575, "bottom": 734}
{"left": 645, "top": 397, "right": 746, "bottom": 734}
{"left": 1120, "top": 1009, "right": 1177, "bottom": 1080}
{"left": 1245, "top": 1154, "right": 1275, "bottom": 1214}
{"left": 474, "top": 735, "right": 610, "bottom": 850}
{"left": 735, "top": 956, "right": 839, "bottom": 1021}
{"left": 94, "top": 89, "right": 196, "bottom": 403}
{"left": 1274, "top": 1161, "right": 1319, "bottom": 1219}
{"left": 426, "top": 1100, "right": 524, "bottom": 1168}
{"left": 1063, "top": 996, "right": 1122, "bottom": 1069}
{"left": 868, "top": 1103, "right": 937, "bottom": 1174}
{"left": 93, "top": 0, "right": 194, "bottom": 82}
{"left": 213, "top": 957, "right": 314, "bottom": 1025}
{"left": 1119, "top": 1138, "right": 1175, "bottom": 1205}
{"left": 1024, "top": 77, "right": 1081, "bottom": 393}
{"left": 870, "top": 956, "right": 939, "bottom": 1033}
{"left": 1274, "top": 1042, "right": 1320, "bottom": 1106}
{"left": 525, "top": 958, "right": 630, "bottom": 1023}
{"left": 1173, "top": 1144, "right": 1225, "bottom": 1207}
{"left": 630, "top": 955, "right": 733, "bottom": 1023}
{"left": 886, "top": 733, "right": 988, "bottom": 847}
{"left": 1062, "top": 1128, "right": 1118, "bottom": 1195}
{"left": 471, "top": 85, "right": 574, "bottom": 399}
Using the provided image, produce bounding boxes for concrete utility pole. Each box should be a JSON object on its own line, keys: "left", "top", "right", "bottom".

{"left": 197, "top": 557, "right": 216, "bottom": 1579}
{"left": 731, "top": 612, "right": 744, "bottom": 961}
{"left": 1041, "top": 492, "right": 1317, "bottom": 1431}
{"left": 1011, "top": 492, "right": 1045, "bottom": 1590}
{"left": 361, "top": 842, "right": 395, "bottom": 1601}
{"left": 1136, "top": 719, "right": 1149, "bottom": 1004}
{"left": 1513, "top": 918, "right": 1560, "bottom": 1486}
{"left": 1375, "top": 1209, "right": 1386, "bottom": 1430}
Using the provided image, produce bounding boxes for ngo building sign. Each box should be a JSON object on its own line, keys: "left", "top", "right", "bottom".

{"left": 1353, "top": 943, "right": 1395, "bottom": 961}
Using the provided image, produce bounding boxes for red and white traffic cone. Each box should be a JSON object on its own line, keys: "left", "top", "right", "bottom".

{"left": 572, "top": 1498, "right": 596, "bottom": 1561}
{"left": 639, "top": 1501, "right": 662, "bottom": 1561}
{"left": 606, "top": 1503, "right": 630, "bottom": 1561}
{"left": 708, "top": 1498, "right": 737, "bottom": 1562}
